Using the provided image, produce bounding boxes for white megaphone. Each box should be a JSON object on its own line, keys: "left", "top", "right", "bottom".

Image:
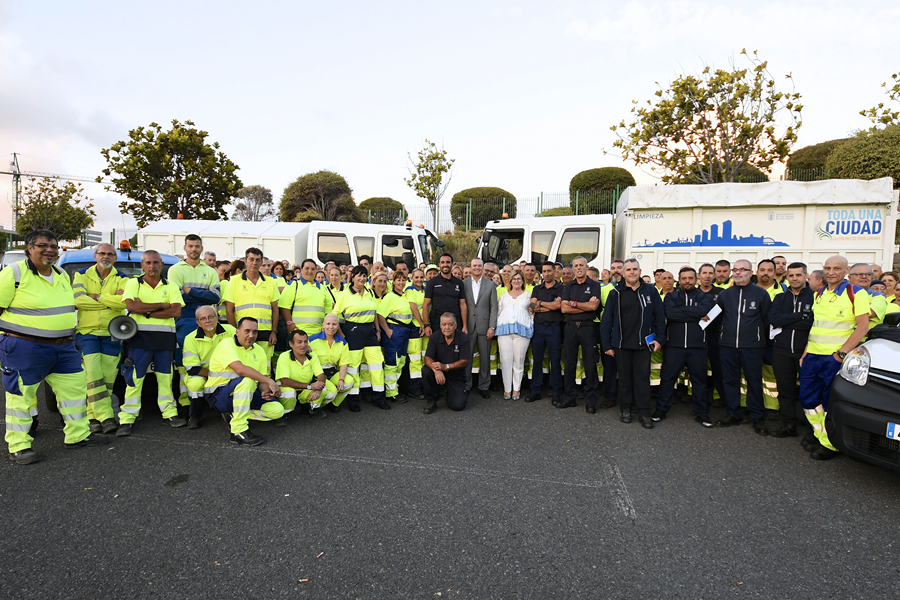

{"left": 108, "top": 315, "right": 138, "bottom": 341}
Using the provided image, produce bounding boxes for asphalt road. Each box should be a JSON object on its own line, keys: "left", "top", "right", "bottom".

{"left": 1, "top": 387, "right": 899, "bottom": 599}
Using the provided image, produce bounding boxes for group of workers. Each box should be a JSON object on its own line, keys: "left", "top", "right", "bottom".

{"left": 2, "top": 228, "right": 896, "bottom": 465}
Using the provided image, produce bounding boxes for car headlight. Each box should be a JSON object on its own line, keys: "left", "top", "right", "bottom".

{"left": 840, "top": 346, "right": 870, "bottom": 387}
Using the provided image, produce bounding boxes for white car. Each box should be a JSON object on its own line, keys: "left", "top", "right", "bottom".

{"left": 827, "top": 312, "right": 900, "bottom": 472}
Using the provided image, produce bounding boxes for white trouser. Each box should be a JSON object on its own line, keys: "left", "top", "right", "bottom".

{"left": 498, "top": 333, "right": 530, "bottom": 393}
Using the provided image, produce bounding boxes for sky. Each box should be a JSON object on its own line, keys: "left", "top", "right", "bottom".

{"left": 1, "top": 0, "right": 897, "bottom": 236}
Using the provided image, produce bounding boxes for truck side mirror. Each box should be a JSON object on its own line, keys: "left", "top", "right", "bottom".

{"left": 474, "top": 236, "right": 481, "bottom": 245}
{"left": 481, "top": 231, "right": 492, "bottom": 244}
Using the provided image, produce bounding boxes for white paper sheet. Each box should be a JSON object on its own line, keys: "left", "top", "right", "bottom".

{"left": 699, "top": 304, "right": 722, "bottom": 330}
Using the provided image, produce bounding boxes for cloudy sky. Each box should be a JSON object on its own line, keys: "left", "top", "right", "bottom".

{"left": 1, "top": 0, "right": 897, "bottom": 234}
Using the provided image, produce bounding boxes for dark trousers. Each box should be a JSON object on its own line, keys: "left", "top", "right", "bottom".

{"left": 720, "top": 346, "right": 765, "bottom": 421}
{"left": 706, "top": 336, "right": 726, "bottom": 402}
{"left": 601, "top": 349, "right": 618, "bottom": 401}
{"left": 564, "top": 321, "right": 599, "bottom": 407}
{"left": 772, "top": 346, "right": 803, "bottom": 427}
{"left": 616, "top": 347, "right": 652, "bottom": 417}
{"left": 424, "top": 369, "right": 467, "bottom": 411}
{"left": 656, "top": 347, "right": 709, "bottom": 416}
{"left": 530, "top": 323, "right": 563, "bottom": 395}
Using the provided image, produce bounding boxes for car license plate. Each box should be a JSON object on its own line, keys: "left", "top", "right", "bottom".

{"left": 887, "top": 423, "right": 900, "bottom": 441}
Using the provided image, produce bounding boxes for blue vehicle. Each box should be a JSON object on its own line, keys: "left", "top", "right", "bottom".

{"left": 56, "top": 242, "right": 181, "bottom": 281}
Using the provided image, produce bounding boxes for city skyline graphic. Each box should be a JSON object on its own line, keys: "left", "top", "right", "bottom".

{"left": 634, "top": 220, "right": 790, "bottom": 248}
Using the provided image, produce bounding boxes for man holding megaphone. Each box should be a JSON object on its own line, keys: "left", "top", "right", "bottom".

{"left": 116, "top": 251, "right": 184, "bottom": 437}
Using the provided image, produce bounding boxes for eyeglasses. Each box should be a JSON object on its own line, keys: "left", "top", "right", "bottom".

{"left": 849, "top": 272, "right": 873, "bottom": 277}
{"left": 197, "top": 315, "right": 217, "bottom": 322}
{"left": 732, "top": 268, "right": 750, "bottom": 273}
{"left": 96, "top": 252, "right": 116, "bottom": 257}
{"left": 33, "top": 243, "right": 60, "bottom": 251}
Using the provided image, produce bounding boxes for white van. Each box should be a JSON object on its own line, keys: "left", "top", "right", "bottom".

{"left": 475, "top": 215, "right": 614, "bottom": 269}
{"left": 137, "top": 220, "right": 444, "bottom": 269}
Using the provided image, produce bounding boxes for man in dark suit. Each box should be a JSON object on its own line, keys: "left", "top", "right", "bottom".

{"left": 463, "top": 258, "right": 498, "bottom": 399}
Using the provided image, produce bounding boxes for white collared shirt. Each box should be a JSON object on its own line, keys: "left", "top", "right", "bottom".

{"left": 471, "top": 275, "right": 482, "bottom": 305}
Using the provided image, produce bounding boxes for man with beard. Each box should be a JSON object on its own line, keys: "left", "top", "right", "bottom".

{"left": 697, "top": 263, "right": 726, "bottom": 406}
{"left": 423, "top": 253, "right": 467, "bottom": 337}
{"left": 653, "top": 267, "right": 714, "bottom": 426}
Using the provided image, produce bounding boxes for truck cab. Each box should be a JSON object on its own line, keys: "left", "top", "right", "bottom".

{"left": 310, "top": 221, "right": 443, "bottom": 269}
{"left": 476, "top": 215, "right": 613, "bottom": 269}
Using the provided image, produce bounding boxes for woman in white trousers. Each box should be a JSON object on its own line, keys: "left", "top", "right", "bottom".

{"left": 496, "top": 273, "right": 534, "bottom": 400}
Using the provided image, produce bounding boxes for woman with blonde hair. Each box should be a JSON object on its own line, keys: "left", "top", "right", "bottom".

{"left": 496, "top": 272, "right": 533, "bottom": 400}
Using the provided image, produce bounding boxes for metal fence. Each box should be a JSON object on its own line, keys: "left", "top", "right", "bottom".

{"left": 362, "top": 170, "right": 846, "bottom": 232}
{"left": 362, "top": 188, "right": 626, "bottom": 233}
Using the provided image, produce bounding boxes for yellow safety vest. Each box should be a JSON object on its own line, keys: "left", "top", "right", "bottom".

{"left": 122, "top": 276, "right": 183, "bottom": 350}
{"left": 275, "top": 350, "right": 324, "bottom": 385}
{"left": 223, "top": 272, "right": 279, "bottom": 332}
{"left": 807, "top": 282, "right": 870, "bottom": 355}
{"left": 73, "top": 264, "right": 128, "bottom": 336}
{"left": 333, "top": 285, "right": 378, "bottom": 324}
{"left": 205, "top": 335, "right": 268, "bottom": 393}
{"left": 183, "top": 323, "right": 236, "bottom": 375}
{"left": 0, "top": 259, "right": 77, "bottom": 339}
{"left": 308, "top": 332, "right": 351, "bottom": 370}
{"left": 278, "top": 277, "right": 332, "bottom": 335}
{"left": 405, "top": 285, "right": 425, "bottom": 326}
{"left": 377, "top": 289, "right": 414, "bottom": 326}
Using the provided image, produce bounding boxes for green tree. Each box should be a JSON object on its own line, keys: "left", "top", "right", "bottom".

{"left": 280, "top": 170, "right": 360, "bottom": 222}
{"left": 825, "top": 125, "right": 900, "bottom": 188}
{"left": 359, "top": 197, "right": 407, "bottom": 225}
{"left": 16, "top": 178, "right": 95, "bottom": 242}
{"left": 233, "top": 185, "right": 276, "bottom": 221}
{"left": 861, "top": 72, "right": 900, "bottom": 128}
{"left": 610, "top": 50, "right": 802, "bottom": 184}
{"left": 404, "top": 139, "right": 455, "bottom": 230}
{"left": 450, "top": 187, "right": 516, "bottom": 229}
{"left": 538, "top": 206, "right": 574, "bottom": 217}
{"left": 785, "top": 138, "right": 849, "bottom": 180}
{"left": 98, "top": 119, "right": 242, "bottom": 228}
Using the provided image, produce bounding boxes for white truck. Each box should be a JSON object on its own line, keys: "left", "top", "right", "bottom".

{"left": 475, "top": 215, "right": 614, "bottom": 270}
{"left": 137, "top": 220, "right": 444, "bottom": 269}
{"left": 615, "top": 178, "right": 898, "bottom": 273}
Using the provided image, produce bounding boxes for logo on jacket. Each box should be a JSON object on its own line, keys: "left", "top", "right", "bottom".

{"left": 749, "top": 301, "right": 757, "bottom": 309}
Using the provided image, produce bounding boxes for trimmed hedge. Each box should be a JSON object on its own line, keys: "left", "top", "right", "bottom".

{"left": 787, "top": 139, "right": 849, "bottom": 171}
{"left": 450, "top": 187, "right": 517, "bottom": 229}
{"left": 538, "top": 206, "right": 574, "bottom": 217}
{"left": 359, "top": 197, "right": 406, "bottom": 225}
{"left": 568, "top": 167, "right": 635, "bottom": 214}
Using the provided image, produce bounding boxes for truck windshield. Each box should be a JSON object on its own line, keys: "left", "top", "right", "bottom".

{"left": 483, "top": 229, "right": 524, "bottom": 265}
{"left": 419, "top": 233, "right": 441, "bottom": 267}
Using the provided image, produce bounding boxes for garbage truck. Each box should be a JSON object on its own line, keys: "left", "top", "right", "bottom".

{"left": 614, "top": 178, "right": 898, "bottom": 273}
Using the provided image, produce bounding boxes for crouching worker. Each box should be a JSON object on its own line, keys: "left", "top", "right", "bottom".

{"left": 205, "top": 317, "right": 283, "bottom": 446}
{"left": 276, "top": 329, "right": 330, "bottom": 421}
{"left": 308, "top": 314, "right": 354, "bottom": 412}
{"left": 182, "top": 305, "right": 235, "bottom": 429}
{"left": 422, "top": 312, "right": 471, "bottom": 414}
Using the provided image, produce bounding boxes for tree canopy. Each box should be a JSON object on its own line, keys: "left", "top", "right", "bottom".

{"left": 825, "top": 125, "right": 900, "bottom": 189}
{"left": 569, "top": 167, "right": 636, "bottom": 195}
{"left": 280, "top": 171, "right": 360, "bottom": 222}
{"left": 359, "top": 197, "right": 407, "bottom": 225}
{"left": 861, "top": 72, "right": 900, "bottom": 128}
{"left": 16, "top": 178, "right": 95, "bottom": 242}
{"left": 450, "top": 187, "right": 516, "bottom": 229}
{"left": 786, "top": 139, "right": 849, "bottom": 173}
{"left": 610, "top": 50, "right": 802, "bottom": 184}
{"left": 233, "top": 185, "right": 276, "bottom": 221}
{"left": 404, "top": 140, "right": 454, "bottom": 230}
{"left": 98, "top": 119, "right": 242, "bottom": 228}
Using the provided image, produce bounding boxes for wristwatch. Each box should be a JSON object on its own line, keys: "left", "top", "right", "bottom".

{"left": 837, "top": 350, "right": 848, "bottom": 359}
